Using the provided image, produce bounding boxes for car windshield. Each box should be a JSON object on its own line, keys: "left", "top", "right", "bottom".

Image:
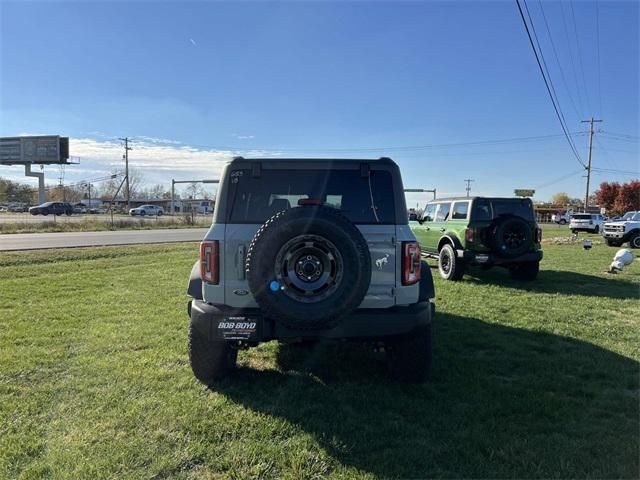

{"left": 621, "top": 212, "right": 639, "bottom": 220}
{"left": 227, "top": 168, "right": 395, "bottom": 224}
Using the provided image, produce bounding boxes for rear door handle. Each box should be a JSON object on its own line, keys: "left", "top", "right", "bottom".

{"left": 440, "top": 228, "right": 446, "bottom": 232}
{"left": 236, "top": 245, "right": 246, "bottom": 279}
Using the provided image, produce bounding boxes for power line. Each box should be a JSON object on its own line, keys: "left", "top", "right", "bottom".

{"left": 592, "top": 168, "right": 638, "bottom": 176}
{"left": 569, "top": 0, "right": 592, "bottom": 114}
{"left": 534, "top": 168, "right": 585, "bottom": 190}
{"left": 595, "top": 0, "right": 603, "bottom": 117}
{"left": 515, "top": 0, "right": 585, "bottom": 168}
{"left": 537, "top": 0, "right": 583, "bottom": 118}
{"left": 132, "top": 132, "right": 587, "bottom": 154}
{"left": 559, "top": 0, "right": 587, "bottom": 115}
{"left": 599, "top": 131, "right": 640, "bottom": 142}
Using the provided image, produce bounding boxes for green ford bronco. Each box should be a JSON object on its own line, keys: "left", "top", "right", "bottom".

{"left": 411, "top": 197, "right": 543, "bottom": 281}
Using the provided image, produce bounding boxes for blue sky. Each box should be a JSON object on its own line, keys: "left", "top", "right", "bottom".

{"left": 1, "top": 0, "right": 638, "bottom": 202}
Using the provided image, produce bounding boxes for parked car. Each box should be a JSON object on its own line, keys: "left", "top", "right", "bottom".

{"left": 29, "top": 202, "right": 73, "bottom": 216}
{"left": 551, "top": 208, "right": 573, "bottom": 225}
{"left": 7, "top": 204, "right": 29, "bottom": 213}
{"left": 412, "top": 197, "right": 542, "bottom": 281}
{"left": 73, "top": 203, "right": 88, "bottom": 214}
{"left": 186, "top": 156, "right": 435, "bottom": 384}
{"left": 569, "top": 213, "right": 604, "bottom": 234}
{"left": 602, "top": 211, "right": 640, "bottom": 248}
{"left": 129, "top": 205, "right": 163, "bottom": 216}
{"left": 89, "top": 207, "right": 108, "bottom": 214}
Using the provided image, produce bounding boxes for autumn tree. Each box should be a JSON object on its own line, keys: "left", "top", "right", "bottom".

{"left": 551, "top": 192, "right": 571, "bottom": 205}
{"left": 595, "top": 181, "right": 621, "bottom": 211}
{"left": 613, "top": 180, "right": 640, "bottom": 214}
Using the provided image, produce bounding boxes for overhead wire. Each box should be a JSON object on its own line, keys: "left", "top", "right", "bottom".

{"left": 515, "top": 0, "right": 586, "bottom": 168}
{"left": 537, "top": 0, "right": 583, "bottom": 118}
{"left": 569, "top": 0, "right": 592, "bottom": 113}
{"left": 559, "top": 0, "right": 587, "bottom": 114}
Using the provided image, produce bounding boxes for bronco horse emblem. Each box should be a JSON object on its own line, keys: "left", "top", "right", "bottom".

{"left": 375, "top": 254, "right": 390, "bottom": 270}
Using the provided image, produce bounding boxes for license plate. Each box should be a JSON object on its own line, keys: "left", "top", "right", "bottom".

{"left": 215, "top": 316, "right": 260, "bottom": 341}
{"left": 475, "top": 254, "right": 489, "bottom": 263}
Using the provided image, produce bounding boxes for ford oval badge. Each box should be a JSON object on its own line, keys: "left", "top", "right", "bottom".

{"left": 233, "top": 289, "right": 249, "bottom": 296}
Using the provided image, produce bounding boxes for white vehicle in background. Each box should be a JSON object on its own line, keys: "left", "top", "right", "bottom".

{"left": 602, "top": 211, "right": 640, "bottom": 248}
{"left": 129, "top": 204, "right": 164, "bottom": 216}
{"left": 569, "top": 213, "right": 604, "bottom": 234}
{"left": 552, "top": 208, "right": 573, "bottom": 225}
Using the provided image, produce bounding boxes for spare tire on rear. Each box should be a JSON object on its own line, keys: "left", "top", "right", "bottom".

{"left": 245, "top": 206, "right": 371, "bottom": 330}
{"left": 487, "top": 215, "right": 533, "bottom": 258}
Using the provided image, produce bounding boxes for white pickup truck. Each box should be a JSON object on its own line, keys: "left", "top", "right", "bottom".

{"left": 602, "top": 211, "right": 640, "bottom": 248}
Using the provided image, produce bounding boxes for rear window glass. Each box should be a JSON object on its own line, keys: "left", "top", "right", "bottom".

{"left": 572, "top": 214, "right": 592, "bottom": 219}
{"left": 471, "top": 199, "right": 534, "bottom": 221}
{"left": 226, "top": 169, "right": 395, "bottom": 224}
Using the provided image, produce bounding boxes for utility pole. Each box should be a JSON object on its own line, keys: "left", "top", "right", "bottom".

{"left": 580, "top": 117, "right": 602, "bottom": 211}
{"left": 119, "top": 137, "right": 132, "bottom": 210}
{"left": 464, "top": 179, "right": 474, "bottom": 198}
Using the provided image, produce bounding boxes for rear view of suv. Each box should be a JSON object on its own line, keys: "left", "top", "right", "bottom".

{"left": 569, "top": 213, "right": 604, "bottom": 234}
{"left": 186, "top": 157, "right": 435, "bottom": 384}
{"left": 412, "top": 197, "right": 542, "bottom": 281}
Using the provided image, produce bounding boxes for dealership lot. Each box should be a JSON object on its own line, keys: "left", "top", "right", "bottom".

{"left": 0, "top": 227, "right": 637, "bottom": 479}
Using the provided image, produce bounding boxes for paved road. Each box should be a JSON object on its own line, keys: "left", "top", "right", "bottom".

{"left": 0, "top": 228, "right": 209, "bottom": 251}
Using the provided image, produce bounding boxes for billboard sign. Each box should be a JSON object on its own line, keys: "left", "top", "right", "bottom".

{"left": 0, "top": 136, "right": 70, "bottom": 165}
{"left": 514, "top": 189, "right": 535, "bottom": 197}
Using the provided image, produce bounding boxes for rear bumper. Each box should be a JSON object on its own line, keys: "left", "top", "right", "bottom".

{"left": 457, "top": 249, "right": 543, "bottom": 266}
{"left": 189, "top": 299, "right": 434, "bottom": 342}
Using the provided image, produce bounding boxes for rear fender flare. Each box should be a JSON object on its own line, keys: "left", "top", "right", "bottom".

{"left": 437, "top": 234, "right": 463, "bottom": 253}
{"left": 187, "top": 260, "right": 203, "bottom": 299}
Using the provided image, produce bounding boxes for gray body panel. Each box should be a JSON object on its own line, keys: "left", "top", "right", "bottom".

{"left": 202, "top": 222, "right": 414, "bottom": 309}
{"left": 200, "top": 156, "right": 420, "bottom": 310}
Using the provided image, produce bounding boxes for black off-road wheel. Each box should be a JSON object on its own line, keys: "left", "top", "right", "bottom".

{"left": 509, "top": 261, "right": 540, "bottom": 281}
{"left": 245, "top": 206, "right": 371, "bottom": 330}
{"left": 629, "top": 233, "right": 640, "bottom": 249}
{"left": 605, "top": 238, "right": 623, "bottom": 247}
{"left": 438, "top": 244, "right": 464, "bottom": 281}
{"left": 386, "top": 324, "right": 432, "bottom": 383}
{"left": 489, "top": 215, "right": 534, "bottom": 258}
{"left": 188, "top": 324, "right": 238, "bottom": 384}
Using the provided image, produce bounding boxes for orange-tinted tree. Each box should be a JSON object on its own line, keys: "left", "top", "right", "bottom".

{"left": 595, "top": 181, "right": 621, "bottom": 212}
{"left": 596, "top": 180, "right": 639, "bottom": 215}
{"left": 613, "top": 180, "right": 640, "bottom": 214}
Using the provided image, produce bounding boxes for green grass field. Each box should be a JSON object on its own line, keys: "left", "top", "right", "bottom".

{"left": 1, "top": 228, "right": 638, "bottom": 479}
{"left": 0, "top": 215, "right": 210, "bottom": 235}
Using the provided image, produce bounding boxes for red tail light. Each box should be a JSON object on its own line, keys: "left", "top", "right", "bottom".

{"left": 536, "top": 228, "right": 542, "bottom": 243}
{"left": 200, "top": 241, "right": 219, "bottom": 284}
{"left": 465, "top": 227, "right": 474, "bottom": 243}
{"left": 402, "top": 241, "right": 421, "bottom": 285}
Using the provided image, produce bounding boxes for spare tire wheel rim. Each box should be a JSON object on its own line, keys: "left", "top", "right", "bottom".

{"left": 502, "top": 222, "right": 527, "bottom": 251}
{"left": 274, "top": 234, "right": 344, "bottom": 303}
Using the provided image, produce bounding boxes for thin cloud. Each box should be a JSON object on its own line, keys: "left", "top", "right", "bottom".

{"left": 232, "top": 133, "right": 255, "bottom": 140}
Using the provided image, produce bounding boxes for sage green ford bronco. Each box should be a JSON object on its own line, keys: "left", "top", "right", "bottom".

{"left": 412, "top": 197, "right": 543, "bottom": 281}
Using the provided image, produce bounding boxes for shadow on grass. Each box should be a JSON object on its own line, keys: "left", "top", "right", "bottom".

{"left": 465, "top": 267, "right": 639, "bottom": 300}
{"left": 212, "top": 313, "right": 638, "bottom": 478}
